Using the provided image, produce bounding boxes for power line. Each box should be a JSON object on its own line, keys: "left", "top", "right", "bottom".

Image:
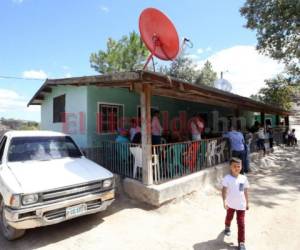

{"left": 0, "top": 75, "right": 46, "bottom": 80}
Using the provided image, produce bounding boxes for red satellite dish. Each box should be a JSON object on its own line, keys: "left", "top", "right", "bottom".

{"left": 139, "top": 8, "right": 179, "bottom": 69}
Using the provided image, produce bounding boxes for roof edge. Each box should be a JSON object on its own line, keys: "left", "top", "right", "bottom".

{"left": 27, "top": 79, "right": 49, "bottom": 106}
{"left": 27, "top": 70, "right": 292, "bottom": 116}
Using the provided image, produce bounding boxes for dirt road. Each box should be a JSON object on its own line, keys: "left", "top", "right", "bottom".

{"left": 1, "top": 146, "right": 299, "bottom": 250}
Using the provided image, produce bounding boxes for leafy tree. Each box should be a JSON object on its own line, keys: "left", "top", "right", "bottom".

{"left": 256, "top": 74, "right": 294, "bottom": 110}
{"left": 240, "top": 0, "right": 300, "bottom": 78}
{"left": 163, "top": 54, "right": 198, "bottom": 83}
{"left": 0, "top": 118, "right": 39, "bottom": 130}
{"left": 195, "top": 61, "right": 217, "bottom": 86}
{"left": 90, "top": 31, "right": 148, "bottom": 74}
{"left": 19, "top": 123, "right": 39, "bottom": 130}
{"left": 250, "top": 94, "right": 262, "bottom": 102}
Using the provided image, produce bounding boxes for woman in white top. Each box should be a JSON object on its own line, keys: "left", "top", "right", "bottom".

{"left": 190, "top": 114, "right": 204, "bottom": 141}
{"left": 151, "top": 110, "right": 163, "bottom": 145}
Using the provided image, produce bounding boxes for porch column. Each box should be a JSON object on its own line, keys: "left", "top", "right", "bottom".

{"left": 140, "top": 84, "right": 153, "bottom": 185}
{"left": 260, "top": 112, "right": 265, "bottom": 126}
{"left": 284, "top": 115, "right": 289, "bottom": 127}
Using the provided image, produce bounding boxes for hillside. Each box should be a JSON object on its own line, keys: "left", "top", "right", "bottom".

{"left": 0, "top": 117, "right": 39, "bottom": 131}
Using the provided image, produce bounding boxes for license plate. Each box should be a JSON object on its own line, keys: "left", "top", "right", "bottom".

{"left": 66, "top": 204, "right": 87, "bottom": 219}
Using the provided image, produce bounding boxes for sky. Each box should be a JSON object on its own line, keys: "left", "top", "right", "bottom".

{"left": 0, "top": 0, "right": 284, "bottom": 122}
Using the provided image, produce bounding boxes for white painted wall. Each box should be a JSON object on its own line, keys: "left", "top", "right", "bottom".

{"left": 41, "top": 86, "right": 88, "bottom": 148}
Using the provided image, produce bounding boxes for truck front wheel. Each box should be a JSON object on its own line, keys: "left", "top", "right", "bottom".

{"left": 0, "top": 200, "right": 25, "bottom": 240}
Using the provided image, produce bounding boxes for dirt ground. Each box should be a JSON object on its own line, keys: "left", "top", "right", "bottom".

{"left": 1, "top": 146, "right": 300, "bottom": 250}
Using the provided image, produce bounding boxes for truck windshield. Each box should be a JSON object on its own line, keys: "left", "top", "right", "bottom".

{"left": 7, "top": 136, "right": 83, "bottom": 162}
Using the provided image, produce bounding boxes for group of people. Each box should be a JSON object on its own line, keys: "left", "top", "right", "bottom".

{"left": 115, "top": 118, "right": 141, "bottom": 144}
{"left": 221, "top": 126, "right": 297, "bottom": 250}
{"left": 223, "top": 121, "right": 275, "bottom": 174}
{"left": 249, "top": 121, "right": 269, "bottom": 155}
{"left": 284, "top": 128, "right": 297, "bottom": 146}
{"left": 115, "top": 111, "right": 206, "bottom": 145}
{"left": 114, "top": 115, "right": 295, "bottom": 250}
{"left": 151, "top": 111, "right": 206, "bottom": 144}
{"left": 115, "top": 110, "right": 164, "bottom": 145}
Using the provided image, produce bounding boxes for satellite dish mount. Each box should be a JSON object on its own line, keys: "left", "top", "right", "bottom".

{"left": 139, "top": 8, "right": 180, "bottom": 70}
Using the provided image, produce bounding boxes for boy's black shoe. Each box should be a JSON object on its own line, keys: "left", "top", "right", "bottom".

{"left": 224, "top": 227, "right": 231, "bottom": 236}
{"left": 239, "top": 242, "right": 246, "bottom": 250}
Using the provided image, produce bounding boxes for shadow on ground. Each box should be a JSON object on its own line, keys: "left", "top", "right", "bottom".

{"left": 0, "top": 193, "right": 154, "bottom": 250}
{"left": 247, "top": 146, "right": 300, "bottom": 208}
{"left": 1, "top": 147, "right": 299, "bottom": 249}
{"left": 193, "top": 231, "right": 236, "bottom": 250}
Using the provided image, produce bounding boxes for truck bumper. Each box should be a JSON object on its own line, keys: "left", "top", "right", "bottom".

{"left": 4, "top": 190, "right": 114, "bottom": 230}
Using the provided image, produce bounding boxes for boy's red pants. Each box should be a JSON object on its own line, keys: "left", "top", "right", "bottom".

{"left": 225, "top": 207, "right": 245, "bottom": 243}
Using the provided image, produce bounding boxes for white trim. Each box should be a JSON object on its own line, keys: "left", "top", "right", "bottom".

{"left": 97, "top": 101, "right": 125, "bottom": 135}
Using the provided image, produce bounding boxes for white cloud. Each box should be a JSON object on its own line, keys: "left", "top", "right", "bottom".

{"left": 197, "top": 48, "right": 204, "bottom": 54}
{"left": 196, "top": 45, "right": 284, "bottom": 97}
{"left": 65, "top": 73, "right": 72, "bottom": 78}
{"left": 22, "top": 70, "right": 48, "bottom": 79}
{"left": 197, "top": 47, "right": 212, "bottom": 54}
{"left": 0, "top": 88, "right": 40, "bottom": 120}
{"left": 100, "top": 6, "right": 109, "bottom": 13}
{"left": 186, "top": 54, "right": 199, "bottom": 60}
{"left": 0, "top": 89, "right": 26, "bottom": 111}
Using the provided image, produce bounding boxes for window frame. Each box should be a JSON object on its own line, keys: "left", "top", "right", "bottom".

{"left": 97, "top": 102, "right": 124, "bottom": 134}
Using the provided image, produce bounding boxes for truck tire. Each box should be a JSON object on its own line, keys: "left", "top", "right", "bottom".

{"left": 0, "top": 200, "right": 25, "bottom": 240}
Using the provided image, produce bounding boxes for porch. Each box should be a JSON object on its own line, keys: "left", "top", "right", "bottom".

{"left": 84, "top": 126, "right": 285, "bottom": 185}
{"left": 81, "top": 71, "right": 289, "bottom": 186}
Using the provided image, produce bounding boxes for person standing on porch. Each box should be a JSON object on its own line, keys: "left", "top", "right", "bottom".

{"left": 223, "top": 125, "right": 247, "bottom": 173}
{"left": 129, "top": 118, "right": 141, "bottom": 142}
{"left": 151, "top": 110, "right": 163, "bottom": 145}
{"left": 190, "top": 114, "right": 204, "bottom": 141}
{"left": 222, "top": 157, "right": 249, "bottom": 250}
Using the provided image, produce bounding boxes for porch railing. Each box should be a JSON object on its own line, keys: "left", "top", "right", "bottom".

{"left": 152, "top": 137, "right": 230, "bottom": 184}
{"left": 84, "top": 141, "right": 139, "bottom": 179}
{"left": 84, "top": 138, "right": 230, "bottom": 184}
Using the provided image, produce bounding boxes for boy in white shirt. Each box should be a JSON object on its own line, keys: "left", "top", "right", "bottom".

{"left": 222, "top": 158, "right": 249, "bottom": 250}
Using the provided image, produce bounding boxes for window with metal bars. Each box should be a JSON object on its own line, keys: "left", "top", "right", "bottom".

{"left": 98, "top": 103, "right": 123, "bottom": 133}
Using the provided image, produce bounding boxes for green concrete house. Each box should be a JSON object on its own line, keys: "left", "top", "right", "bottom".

{"left": 28, "top": 71, "right": 290, "bottom": 205}
{"left": 28, "top": 71, "right": 286, "bottom": 149}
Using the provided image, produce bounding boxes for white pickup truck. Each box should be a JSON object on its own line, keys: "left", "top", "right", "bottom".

{"left": 0, "top": 131, "right": 114, "bottom": 240}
